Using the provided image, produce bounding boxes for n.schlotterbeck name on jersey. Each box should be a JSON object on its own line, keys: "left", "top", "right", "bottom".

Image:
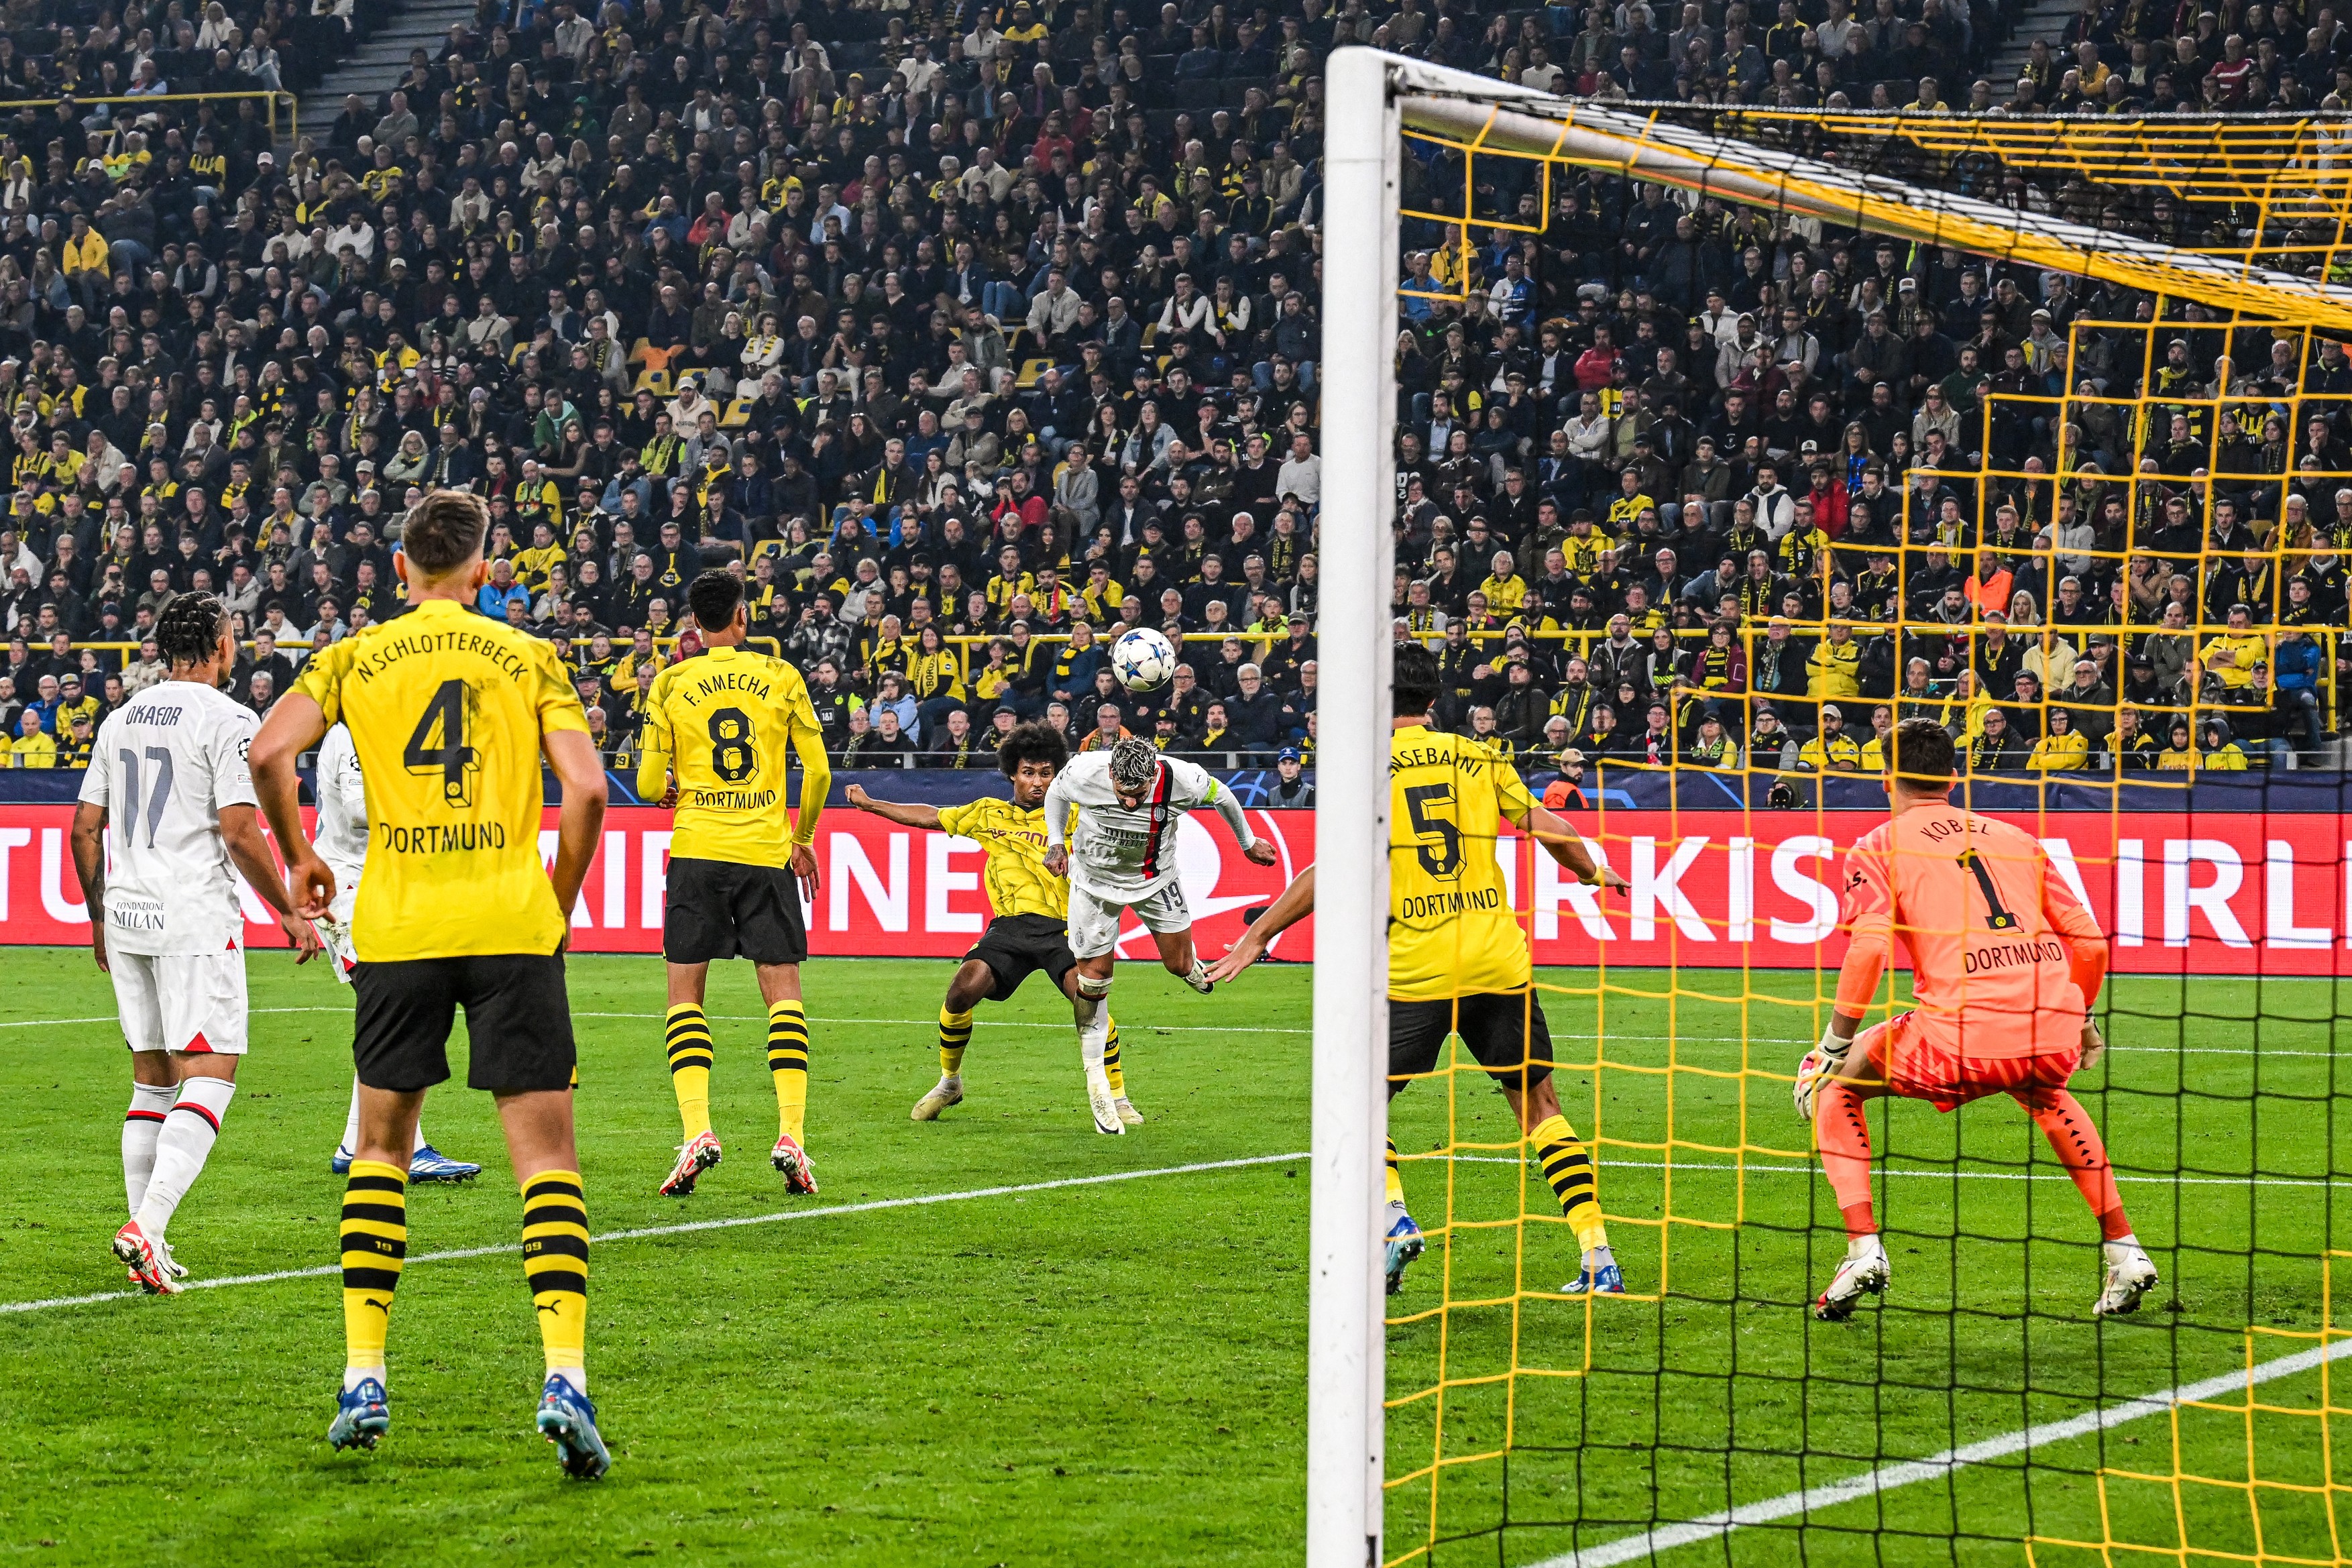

{"left": 349, "top": 629, "right": 533, "bottom": 684}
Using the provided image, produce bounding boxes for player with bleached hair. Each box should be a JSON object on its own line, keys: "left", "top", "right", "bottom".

{"left": 1042, "top": 736, "right": 1278, "bottom": 1134}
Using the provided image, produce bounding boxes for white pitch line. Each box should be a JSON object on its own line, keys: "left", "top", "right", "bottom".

{"left": 0, "top": 1150, "right": 1308, "bottom": 1318}
{"left": 1436, "top": 1154, "right": 2340, "bottom": 1190}
{"left": 1543, "top": 1333, "right": 2352, "bottom": 1567}
{"left": 0, "top": 1009, "right": 2333, "bottom": 1058}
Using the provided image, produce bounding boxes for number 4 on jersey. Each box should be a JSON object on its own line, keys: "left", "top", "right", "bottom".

{"left": 405, "top": 679, "right": 480, "bottom": 807}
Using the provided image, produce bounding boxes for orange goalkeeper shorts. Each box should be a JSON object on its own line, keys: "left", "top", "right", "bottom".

{"left": 1860, "top": 1012, "right": 2082, "bottom": 1114}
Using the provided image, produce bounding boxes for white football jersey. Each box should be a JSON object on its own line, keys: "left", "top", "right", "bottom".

{"left": 312, "top": 722, "right": 369, "bottom": 886}
{"left": 1048, "top": 749, "right": 1227, "bottom": 901}
{"left": 76, "top": 681, "right": 260, "bottom": 956}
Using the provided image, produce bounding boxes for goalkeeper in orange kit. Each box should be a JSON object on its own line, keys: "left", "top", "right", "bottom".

{"left": 1793, "top": 718, "right": 2158, "bottom": 1322}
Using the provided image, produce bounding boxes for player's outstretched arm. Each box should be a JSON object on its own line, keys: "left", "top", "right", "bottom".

{"left": 1199, "top": 775, "right": 1278, "bottom": 864}
{"left": 1207, "top": 862, "right": 1315, "bottom": 983}
{"left": 219, "top": 803, "right": 323, "bottom": 962}
{"left": 1519, "top": 803, "right": 1628, "bottom": 891}
{"left": 843, "top": 783, "right": 944, "bottom": 830}
{"left": 543, "top": 728, "right": 610, "bottom": 921}
{"left": 251, "top": 690, "right": 335, "bottom": 918}
{"left": 68, "top": 801, "right": 108, "bottom": 972}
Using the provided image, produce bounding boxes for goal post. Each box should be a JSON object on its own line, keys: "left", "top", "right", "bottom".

{"left": 1312, "top": 47, "right": 1569, "bottom": 1568}
{"left": 1304, "top": 44, "right": 1404, "bottom": 1568}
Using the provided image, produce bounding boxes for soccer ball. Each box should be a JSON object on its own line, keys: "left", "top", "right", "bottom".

{"left": 1109, "top": 626, "right": 1178, "bottom": 691}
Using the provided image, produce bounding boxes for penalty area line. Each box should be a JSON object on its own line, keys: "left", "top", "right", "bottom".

{"left": 0, "top": 1150, "right": 1308, "bottom": 1318}
{"left": 1543, "top": 1332, "right": 2352, "bottom": 1568}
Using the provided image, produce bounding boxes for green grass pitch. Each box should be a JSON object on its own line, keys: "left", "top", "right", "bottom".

{"left": 0, "top": 946, "right": 2339, "bottom": 1567}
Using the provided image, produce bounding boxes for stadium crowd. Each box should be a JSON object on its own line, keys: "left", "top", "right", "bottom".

{"left": 0, "top": 0, "right": 2339, "bottom": 783}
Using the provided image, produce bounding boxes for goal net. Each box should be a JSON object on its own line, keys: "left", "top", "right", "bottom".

{"left": 1309, "top": 50, "right": 2352, "bottom": 1568}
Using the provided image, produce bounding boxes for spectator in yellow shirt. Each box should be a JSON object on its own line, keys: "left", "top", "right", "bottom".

{"left": 60, "top": 213, "right": 108, "bottom": 299}
{"left": 58, "top": 709, "right": 95, "bottom": 767}
{"left": 2027, "top": 707, "right": 2088, "bottom": 771}
{"left": 1797, "top": 702, "right": 1864, "bottom": 771}
{"left": 512, "top": 520, "right": 569, "bottom": 591}
{"left": 2200, "top": 604, "right": 2267, "bottom": 692}
{"left": 1478, "top": 549, "right": 1528, "bottom": 615}
{"left": 1805, "top": 619, "right": 1864, "bottom": 702}
{"left": 8, "top": 708, "right": 56, "bottom": 767}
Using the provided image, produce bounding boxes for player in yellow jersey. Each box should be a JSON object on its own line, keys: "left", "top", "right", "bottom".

{"left": 251, "top": 490, "right": 612, "bottom": 1479}
{"left": 636, "top": 569, "right": 832, "bottom": 1198}
{"left": 1209, "top": 645, "right": 1630, "bottom": 1297}
{"left": 844, "top": 723, "right": 1141, "bottom": 1125}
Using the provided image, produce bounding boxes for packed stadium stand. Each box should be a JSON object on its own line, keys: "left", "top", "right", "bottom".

{"left": 0, "top": 0, "right": 2340, "bottom": 790}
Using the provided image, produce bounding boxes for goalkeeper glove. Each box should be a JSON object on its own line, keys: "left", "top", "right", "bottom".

{"left": 1793, "top": 1029, "right": 1851, "bottom": 1121}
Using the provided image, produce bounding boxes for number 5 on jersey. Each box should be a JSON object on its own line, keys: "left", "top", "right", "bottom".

{"left": 1403, "top": 783, "right": 1463, "bottom": 879}
{"left": 406, "top": 679, "right": 480, "bottom": 808}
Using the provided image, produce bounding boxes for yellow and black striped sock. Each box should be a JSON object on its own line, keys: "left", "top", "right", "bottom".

{"left": 938, "top": 1005, "right": 972, "bottom": 1079}
{"left": 340, "top": 1160, "right": 406, "bottom": 1377}
{"left": 1386, "top": 1137, "right": 1406, "bottom": 1206}
{"left": 520, "top": 1169, "right": 589, "bottom": 1376}
{"left": 1531, "top": 1114, "right": 1608, "bottom": 1251}
{"left": 768, "top": 1000, "right": 809, "bottom": 1143}
{"left": 664, "top": 1004, "right": 715, "bottom": 1139}
{"left": 1103, "top": 1016, "right": 1126, "bottom": 1097}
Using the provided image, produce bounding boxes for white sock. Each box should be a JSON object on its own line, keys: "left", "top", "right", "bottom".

{"left": 123, "top": 1082, "right": 176, "bottom": 1215}
{"left": 549, "top": 1365, "right": 587, "bottom": 1394}
{"left": 345, "top": 1365, "right": 386, "bottom": 1394}
{"left": 345, "top": 1078, "right": 426, "bottom": 1156}
{"left": 135, "top": 1076, "right": 237, "bottom": 1241}
{"left": 1583, "top": 1243, "right": 1616, "bottom": 1268}
{"left": 1076, "top": 985, "right": 1113, "bottom": 1078}
{"left": 2104, "top": 1233, "right": 2143, "bottom": 1257}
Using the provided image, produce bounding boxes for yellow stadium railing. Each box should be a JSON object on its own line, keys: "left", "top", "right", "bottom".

{"left": 0, "top": 90, "right": 299, "bottom": 149}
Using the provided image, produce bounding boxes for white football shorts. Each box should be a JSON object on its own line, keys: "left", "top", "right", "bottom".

{"left": 111, "top": 946, "right": 249, "bottom": 1055}
{"left": 1066, "top": 879, "right": 1192, "bottom": 960}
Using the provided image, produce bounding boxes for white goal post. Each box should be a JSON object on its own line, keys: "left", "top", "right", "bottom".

{"left": 1309, "top": 48, "right": 1563, "bottom": 1568}
{"left": 1312, "top": 48, "right": 1580, "bottom": 1568}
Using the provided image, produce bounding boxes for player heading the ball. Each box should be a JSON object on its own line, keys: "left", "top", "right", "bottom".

{"left": 848, "top": 721, "right": 1143, "bottom": 1125}
{"left": 1042, "top": 736, "right": 1277, "bottom": 1135}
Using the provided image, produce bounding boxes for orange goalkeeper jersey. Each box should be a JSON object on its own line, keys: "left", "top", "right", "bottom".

{"left": 1836, "top": 802, "right": 2103, "bottom": 1056}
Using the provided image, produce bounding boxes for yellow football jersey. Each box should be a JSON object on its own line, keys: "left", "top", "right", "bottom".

{"left": 938, "top": 796, "right": 1068, "bottom": 919}
{"left": 1388, "top": 723, "right": 1537, "bottom": 1001}
{"left": 292, "top": 598, "right": 589, "bottom": 962}
{"left": 638, "top": 645, "right": 830, "bottom": 864}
